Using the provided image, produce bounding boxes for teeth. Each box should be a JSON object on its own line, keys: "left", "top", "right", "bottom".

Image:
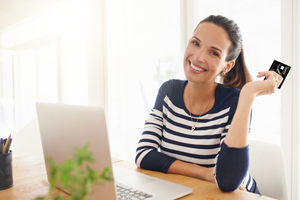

{"left": 191, "top": 63, "right": 206, "bottom": 71}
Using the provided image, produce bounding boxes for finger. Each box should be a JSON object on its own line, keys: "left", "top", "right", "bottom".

{"left": 274, "top": 77, "right": 281, "bottom": 86}
{"left": 238, "top": 185, "right": 247, "bottom": 191}
{"left": 257, "top": 71, "right": 274, "bottom": 80}
{"left": 272, "top": 73, "right": 284, "bottom": 87}
{"left": 257, "top": 72, "right": 265, "bottom": 78}
{"left": 276, "top": 75, "right": 284, "bottom": 83}
{"left": 263, "top": 71, "right": 279, "bottom": 83}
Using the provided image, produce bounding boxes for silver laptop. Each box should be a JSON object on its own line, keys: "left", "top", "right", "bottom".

{"left": 36, "top": 102, "right": 193, "bottom": 200}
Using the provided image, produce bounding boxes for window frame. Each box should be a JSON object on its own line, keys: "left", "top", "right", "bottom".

{"left": 281, "top": 0, "right": 300, "bottom": 198}
{"left": 181, "top": 0, "right": 299, "bottom": 198}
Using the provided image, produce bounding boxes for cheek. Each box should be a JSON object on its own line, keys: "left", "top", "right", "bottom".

{"left": 208, "top": 61, "right": 224, "bottom": 74}
{"left": 184, "top": 43, "right": 196, "bottom": 56}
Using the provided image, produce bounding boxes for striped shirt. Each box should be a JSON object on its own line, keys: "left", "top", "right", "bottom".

{"left": 135, "top": 79, "right": 257, "bottom": 192}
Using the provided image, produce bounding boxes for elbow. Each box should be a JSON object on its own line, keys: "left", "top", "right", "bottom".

{"left": 216, "top": 179, "right": 239, "bottom": 192}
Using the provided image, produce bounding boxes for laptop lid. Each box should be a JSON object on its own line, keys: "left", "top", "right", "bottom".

{"left": 36, "top": 102, "right": 193, "bottom": 200}
{"left": 36, "top": 102, "right": 117, "bottom": 200}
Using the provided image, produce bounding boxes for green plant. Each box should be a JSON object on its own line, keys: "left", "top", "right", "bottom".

{"left": 35, "top": 143, "right": 113, "bottom": 200}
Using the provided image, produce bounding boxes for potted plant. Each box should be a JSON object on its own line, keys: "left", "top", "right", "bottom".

{"left": 35, "top": 143, "right": 113, "bottom": 200}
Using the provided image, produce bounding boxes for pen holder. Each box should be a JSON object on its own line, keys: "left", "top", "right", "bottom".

{"left": 0, "top": 150, "right": 13, "bottom": 190}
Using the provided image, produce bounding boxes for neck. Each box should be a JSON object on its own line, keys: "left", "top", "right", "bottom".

{"left": 186, "top": 81, "right": 217, "bottom": 104}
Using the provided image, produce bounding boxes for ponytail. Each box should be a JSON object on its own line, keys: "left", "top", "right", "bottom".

{"left": 220, "top": 48, "right": 253, "bottom": 90}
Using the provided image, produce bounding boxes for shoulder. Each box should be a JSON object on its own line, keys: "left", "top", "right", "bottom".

{"left": 160, "top": 79, "right": 186, "bottom": 88}
{"left": 158, "top": 79, "right": 186, "bottom": 94}
{"left": 156, "top": 79, "right": 186, "bottom": 106}
{"left": 215, "top": 83, "right": 241, "bottom": 111}
{"left": 217, "top": 83, "right": 240, "bottom": 100}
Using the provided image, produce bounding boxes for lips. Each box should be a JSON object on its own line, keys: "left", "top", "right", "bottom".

{"left": 189, "top": 61, "right": 207, "bottom": 73}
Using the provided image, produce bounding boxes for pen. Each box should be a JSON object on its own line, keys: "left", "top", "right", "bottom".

{"left": 4, "top": 138, "right": 12, "bottom": 154}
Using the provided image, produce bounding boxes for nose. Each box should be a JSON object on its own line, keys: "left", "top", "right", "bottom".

{"left": 195, "top": 47, "right": 205, "bottom": 62}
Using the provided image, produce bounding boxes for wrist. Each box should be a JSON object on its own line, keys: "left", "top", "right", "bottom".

{"left": 240, "top": 84, "right": 256, "bottom": 101}
{"left": 199, "top": 167, "right": 216, "bottom": 184}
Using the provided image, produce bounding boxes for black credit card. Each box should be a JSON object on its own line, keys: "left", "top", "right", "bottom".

{"left": 264, "top": 60, "right": 291, "bottom": 89}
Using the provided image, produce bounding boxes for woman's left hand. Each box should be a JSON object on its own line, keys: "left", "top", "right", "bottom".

{"left": 238, "top": 183, "right": 247, "bottom": 191}
{"left": 242, "top": 71, "right": 283, "bottom": 97}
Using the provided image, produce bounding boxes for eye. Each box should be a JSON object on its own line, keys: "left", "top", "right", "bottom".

{"left": 191, "top": 40, "right": 200, "bottom": 47}
{"left": 211, "top": 51, "right": 219, "bottom": 57}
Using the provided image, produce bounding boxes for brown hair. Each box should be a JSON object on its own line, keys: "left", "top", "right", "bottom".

{"left": 195, "top": 15, "right": 252, "bottom": 90}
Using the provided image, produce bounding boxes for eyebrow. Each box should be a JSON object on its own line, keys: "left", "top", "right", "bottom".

{"left": 192, "top": 36, "right": 223, "bottom": 54}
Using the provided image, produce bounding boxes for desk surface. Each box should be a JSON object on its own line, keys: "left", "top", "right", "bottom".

{"left": 0, "top": 156, "right": 277, "bottom": 200}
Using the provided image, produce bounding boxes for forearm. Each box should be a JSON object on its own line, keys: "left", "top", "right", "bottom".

{"left": 138, "top": 150, "right": 176, "bottom": 173}
{"left": 168, "top": 160, "right": 215, "bottom": 183}
{"left": 224, "top": 87, "right": 255, "bottom": 148}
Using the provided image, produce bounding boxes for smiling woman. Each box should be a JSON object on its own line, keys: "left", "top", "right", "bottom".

{"left": 185, "top": 16, "right": 252, "bottom": 91}
{"left": 135, "top": 15, "right": 283, "bottom": 194}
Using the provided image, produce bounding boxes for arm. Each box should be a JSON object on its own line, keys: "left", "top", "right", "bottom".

{"left": 168, "top": 160, "right": 216, "bottom": 184}
{"left": 215, "top": 70, "right": 283, "bottom": 192}
{"left": 224, "top": 87, "right": 254, "bottom": 148}
{"left": 212, "top": 87, "right": 254, "bottom": 192}
{"left": 135, "top": 80, "right": 177, "bottom": 173}
{"left": 224, "top": 70, "right": 283, "bottom": 148}
{"left": 135, "top": 108, "right": 176, "bottom": 173}
{"left": 224, "top": 69, "right": 283, "bottom": 148}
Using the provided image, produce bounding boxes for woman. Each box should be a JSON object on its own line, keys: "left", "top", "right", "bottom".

{"left": 135, "top": 15, "right": 283, "bottom": 194}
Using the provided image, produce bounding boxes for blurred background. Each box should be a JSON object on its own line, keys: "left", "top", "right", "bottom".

{"left": 0, "top": 0, "right": 298, "bottom": 198}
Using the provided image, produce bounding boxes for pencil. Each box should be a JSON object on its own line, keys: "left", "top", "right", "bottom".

{"left": 4, "top": 138, "right": 12, "bottom": 154}
{"left": 0, "top": 138, "right": 3, "bottom": 154}
{"left": 7, "top": 133, "right": 11, "bottom": 144}
{"left": 3, "top": 133, "right": 11, "bottom": 154}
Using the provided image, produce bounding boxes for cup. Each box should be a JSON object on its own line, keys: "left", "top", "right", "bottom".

{"left": 0, "top": 150, "right": 13, "bottom": 190}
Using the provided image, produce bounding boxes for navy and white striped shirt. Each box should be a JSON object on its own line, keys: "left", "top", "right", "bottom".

{"left": 135, "top": 79, "right": 258, "bottom": 193}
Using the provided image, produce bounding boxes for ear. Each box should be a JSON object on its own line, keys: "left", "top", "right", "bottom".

{"left": 224, "top": 60, "right": 235, "bottom": 72}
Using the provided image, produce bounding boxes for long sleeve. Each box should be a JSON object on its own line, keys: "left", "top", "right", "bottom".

{"left": 135, "top": 80, "right": 177, "bottom": 173}
{"left": 213, "top": 91, "right": 254, "bottom": 192}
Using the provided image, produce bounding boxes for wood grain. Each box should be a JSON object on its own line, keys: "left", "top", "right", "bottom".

{"left": 114, "top": 161, "right": 278, "bottom": 200}
{"left": 0, "top": 156, "right": 278, "bottom": 200}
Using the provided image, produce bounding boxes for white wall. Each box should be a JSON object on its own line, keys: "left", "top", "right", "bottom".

{"left": 0, "top": 0, "right": 67, "bottom": 31}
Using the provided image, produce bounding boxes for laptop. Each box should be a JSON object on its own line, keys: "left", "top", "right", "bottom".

{"left": 36, "top": 102, "right": 193, "bottom": 200}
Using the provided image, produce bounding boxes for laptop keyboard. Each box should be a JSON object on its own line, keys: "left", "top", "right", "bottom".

{"left": 116, "top": 184, "right": 153, "bottom": 200}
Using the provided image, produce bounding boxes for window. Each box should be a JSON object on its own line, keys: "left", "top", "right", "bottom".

{"left": 0, "top": 0, "right": 88, "bottom": 133}
{"left": 0, "top": 50, "right": 16, "bottom": 137}
{"left": 107, "top": 0, "right": 182, "bottom": 162}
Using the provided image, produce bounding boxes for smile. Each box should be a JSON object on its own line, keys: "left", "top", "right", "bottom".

{"left": 190, "top": 62, "right": 207, "bottom": 72}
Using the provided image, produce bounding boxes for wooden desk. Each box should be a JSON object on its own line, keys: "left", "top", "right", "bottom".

{"left": 0, "top": 156, "right": 277, "bottom": 200}
{"left": 0, "top": 156, "right": 122, "bottom": 200}
{"left": 114, "top": 161, "right": 277, "bottom": 200}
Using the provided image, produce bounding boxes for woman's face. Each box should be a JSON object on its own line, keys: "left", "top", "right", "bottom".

{"left": 183, "top": 22, "right": 234, "bottom": 84}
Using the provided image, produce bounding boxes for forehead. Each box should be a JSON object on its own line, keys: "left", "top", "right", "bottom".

{"left": 194, "top": 22, "right": 231, "bottom": 55}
